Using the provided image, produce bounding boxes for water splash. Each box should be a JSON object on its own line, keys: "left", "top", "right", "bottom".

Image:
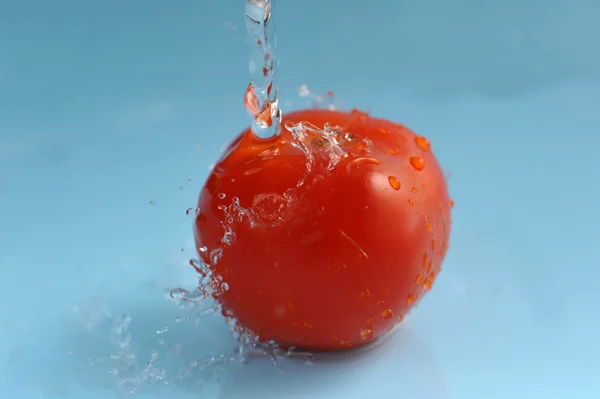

{"left": 297, "top": 84, "right": 339, "bottom": 110}
{"left": 70, "top": 119, "right": 377, "bottom": 396}
{"left": 71, "top": 303, "right": 167, "bottom": 395}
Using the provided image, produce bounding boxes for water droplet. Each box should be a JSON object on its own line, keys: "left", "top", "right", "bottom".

{"left": 148, "top": 201, "right": 155, "bottom": 205}
{"left": 411, "top": 187, "right": 418, "bottom": 193}
{"left": 340, "top": 339, "right": 351, "bottom": 346}
{"left": 424, "top": 273, "right": 436, "bottom": 290}
{"left": 340, "top": 132, "right": 372, "bottom": 152}
{"left": 366, "top": 317, "right": 375, "bottom": 325}
{"left": 397, "top": 314, "right": 404, "bottom": 324}
{"left": 425, "top": 219, "right": 432, "bottom": 231}
{"left": 186, "top": 207, "right": 199, "bottom": 216}
{"left": 381, "top": 309, "right": 393, "bottom": 320}
{"left": 415, "top": 136, "right": 431, "bottom": 151}
{"left": 409, "top": 156, "right": 425, "bottom": 171}
{"left": 415, "top": 273, "right": 422, "bottom": 284}
{"left": 449, "top": 199, "right": 455, "bottom": 208}
{"left": 406, "top": 293, "right": 416, "bottom": 305}
{"left": 376, "top": 300, "right": 384, "bottom": 306}
{"left": 388, "top": 176, "right": 401, "bottom": 190}
{"left": 350, "top": 109, "right": 369, "bottom": 121}
{"left": 217, "top": 193, "right": 226, "bottom": 200}
{"left": 360, "top": 328, "right": 374, "bottom": 341}
{"left": 431, "top": 239, "right": 436, "bottom": 250}
{"left": 408, "top": 199, "right": 415, "bottom": 207}
{"left": 422, "top": 252, "right": 429, "bottom": 267}
{"left": 199, "top": 246, "right": 208, "bottom": 253}
{"left": 389, "top": 148, "right": 398, "bottom": 154}
{"left": 440, "top": 241, "right": 448, "bottom": 256}
{"left": 298, "top": 84, "right": 310, "bottom": 97}
{"left": 346, "top": 157, "right": 381, "bottom": 174}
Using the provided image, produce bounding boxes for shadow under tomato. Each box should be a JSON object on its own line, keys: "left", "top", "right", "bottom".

{"left": 219, "top": 323, "right": 450, "bottom": 399}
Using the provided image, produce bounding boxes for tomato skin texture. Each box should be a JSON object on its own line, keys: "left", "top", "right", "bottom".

{"left": 195, "top": 109, "right": 451, "bottom": 351}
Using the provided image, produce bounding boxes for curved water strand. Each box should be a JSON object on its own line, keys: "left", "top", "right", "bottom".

{"left": 244, "top": 0, "right": 282, "bottom": 138}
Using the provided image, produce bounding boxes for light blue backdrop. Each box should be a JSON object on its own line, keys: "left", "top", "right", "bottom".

{"left": 1, "top": 1, "right": 599, "bottom": 398}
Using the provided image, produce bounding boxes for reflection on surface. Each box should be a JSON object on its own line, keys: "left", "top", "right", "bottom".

{"left": 3, "top": 291, "right": 447, "bottom": 399}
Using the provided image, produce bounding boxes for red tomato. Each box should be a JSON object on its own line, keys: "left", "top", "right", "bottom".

{"left": 194, "top": 109, "right": 451, "bottom": 351}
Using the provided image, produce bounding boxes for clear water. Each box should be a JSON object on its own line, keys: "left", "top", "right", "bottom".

{"left": 244, "top": 0, "right": 281, "bottom": 138}
{"left": 2, "top": 1, "right": 600, "bottom": 398}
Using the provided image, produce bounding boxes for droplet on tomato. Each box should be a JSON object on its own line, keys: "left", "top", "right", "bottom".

{"left": 425, "top": 219, "right": 432, "bottom": 231}
{"left": 411, "top": 186, "right": 418, "bottom": 193}
{"left": 415, "top": 136, "right": 431, "bottom": 151}
{"left": 406, "top": 293, "right": 416, "bottom": 305}
{"left": 381, "top": 309, "right": 393, "bottom": 320}
{"left": 388, "top": 176, "right": 401, "bottom": 190}
{"left": 360, "top": 328, "right": 374, "bottom": 341}
{"left": 415, "top": 273, "right": 422, "bottom": 284}
{"left": 424, "top": 273, "right": 436, "bottom": 290}
{"left": 422, "top": 252, "right": 429, "bottom": 267}
{"left": 346, "top": 157, "right": 381, "bottom": 174}
{"left": 410, "top": 156, "right": 425, "bottom": 171}
{"left": 440, "top": 241, "right": 448, "bottom": 256}
{"left": 217, "top": 193, "right": 226, "bottom": 200}
{"left": 449, "top": 199, "right": 455, "bottom": 208}
{"left": 408, "top": 199, "right": 415, "bottom": 207}
{"left": 350, "top": 108, "right": 369, "bottom": 121}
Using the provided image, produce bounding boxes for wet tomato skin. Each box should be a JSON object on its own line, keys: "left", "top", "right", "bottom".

{"left": 195, "top": 109, "right": 451, "bottom": 351}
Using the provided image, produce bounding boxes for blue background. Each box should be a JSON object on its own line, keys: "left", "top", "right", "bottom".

{"left": 1, "top": 0, "right": 599, "bottom": 398}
